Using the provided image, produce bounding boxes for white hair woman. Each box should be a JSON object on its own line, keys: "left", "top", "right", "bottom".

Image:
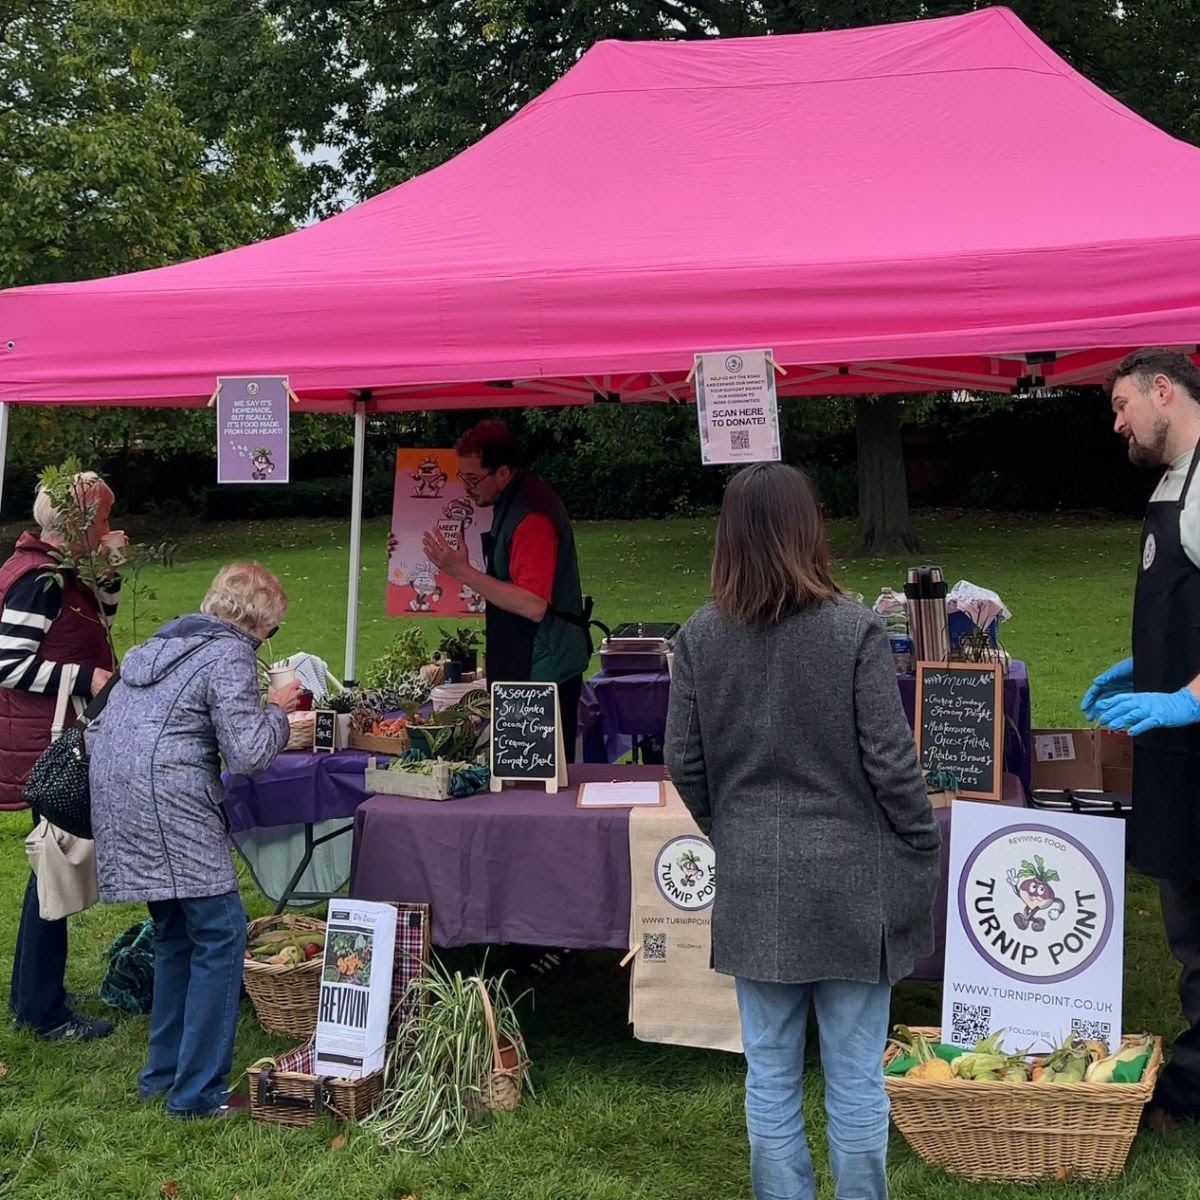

{"left": 2, "top": 469, "right": 126, "bottom": 1041}
{"left": 90, "top": 562, "right": 300, "bottom": 1118}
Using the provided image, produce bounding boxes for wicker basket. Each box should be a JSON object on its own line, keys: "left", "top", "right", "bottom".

{"left": 474, "top": 977, "right": 528, "bottom": 1113}
{"left": 284, "top": 712, "right": 316, "bottom": 752}
{"left": 247, "top": 903, "right": 431, "bottom": 1129}
{"left": 350, "top": 729, "right": 411, "bottom": 755}
{"left": 243, "top": 915, "right": 325, "bottom": 1039}
{"left": 884, "top": 1027, "right": 1163, "bottom": 1182}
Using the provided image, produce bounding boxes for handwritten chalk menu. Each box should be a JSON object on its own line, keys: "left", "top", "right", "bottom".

{"left": 914, "top": 662, "right": 1004, "bottom": 800}
{"left": 314, "top": 710, "right": 337, "bottom": 753}
{"left": 489, "top": 682, "right": 567, "bottom": 793}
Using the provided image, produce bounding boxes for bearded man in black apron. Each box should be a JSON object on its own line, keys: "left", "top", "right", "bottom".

{"left": 1083, "top": 348, "right": 1200, "bottom": 1129}
{"left": 422, "top": 419, "right": 591, "bottom": 760}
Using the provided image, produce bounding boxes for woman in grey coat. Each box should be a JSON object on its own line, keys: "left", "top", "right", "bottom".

{"left": 665, "top": 464, "right": 939, "bottom": 1200}
{"left": 90, "top": 562, "right": 300, "bottom": 1118}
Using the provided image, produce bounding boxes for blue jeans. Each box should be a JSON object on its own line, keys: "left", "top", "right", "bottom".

{"left": 9, "top": 872, "right": 73, "bottom": 1034}
{"left": 140, "top": 892, "right": 246, "bottom": 1116}
{"left": 735, "top": 976, "right": 892, "bottom": 1200}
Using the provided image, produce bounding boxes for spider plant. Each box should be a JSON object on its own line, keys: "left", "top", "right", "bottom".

{"left": 367, "top": 956, "right": 530, "bottom": 1154}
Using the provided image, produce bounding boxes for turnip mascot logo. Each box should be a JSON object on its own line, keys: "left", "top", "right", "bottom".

{"left": 654, "top": 836, "right": 716, "bottom": 912}
{"left": 958, "top": 825, "right": 1113, "bottom": 985}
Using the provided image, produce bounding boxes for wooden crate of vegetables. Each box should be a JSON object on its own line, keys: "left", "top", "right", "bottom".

{"left": 883, "top": 1025, "right": 1162, "bottom": 1182}
{"left": 243, "top": 915, "right": 326, "bottom": 1040}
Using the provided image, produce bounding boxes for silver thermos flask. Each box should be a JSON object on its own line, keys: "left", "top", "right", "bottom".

{"left": 904, "top": 565, "right": 950, "bottom": 664}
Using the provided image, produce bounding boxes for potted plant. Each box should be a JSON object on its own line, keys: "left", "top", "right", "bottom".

{"left": 369, "top": 957, "right": 530, "bottom": 1154}
{"left": 316, "top": 688, "right": 358, "bottom": 750}
{"left": 436, "top": 626, "right": 481, "bottom": 683}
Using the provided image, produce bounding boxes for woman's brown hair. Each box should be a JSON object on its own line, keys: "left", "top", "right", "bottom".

{"left": 710, "top": 463, "right": 839, "bottom": 624}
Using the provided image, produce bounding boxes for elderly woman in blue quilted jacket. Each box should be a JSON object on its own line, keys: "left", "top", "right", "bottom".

{"left": 90, "top": 562, "right": 300, "bottom": 1119}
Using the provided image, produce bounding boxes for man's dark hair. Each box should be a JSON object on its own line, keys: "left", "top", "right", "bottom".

{"left": 1104, "top": 348, "right": 1200, "bottom": 403}
{"left": 455, "top": 419, "right": 525, "bottom": 472}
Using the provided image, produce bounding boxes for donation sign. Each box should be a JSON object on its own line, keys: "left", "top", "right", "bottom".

{"left": 694, "top": 349, "right": 781, "bottom": 465}
{"left": 215, "top": 376, "right": 290, "bottom": 484}
{"left": 387, "top": 449, "right": 487, "bottom": 617}
{"left": 942, "top": 801, "right": 1125, "bottom": 1053}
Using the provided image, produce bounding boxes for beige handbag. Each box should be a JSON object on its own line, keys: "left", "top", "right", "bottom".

{"left": 24, "top": 666, "right": 100, "bottom": 920}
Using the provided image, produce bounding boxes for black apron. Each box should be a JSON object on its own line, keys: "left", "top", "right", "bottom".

{"left": 1130, "top": 442, "right": 1200, "bottom": 879}
{"left": 481, "top": 478, "right": 539, "bottom": 684}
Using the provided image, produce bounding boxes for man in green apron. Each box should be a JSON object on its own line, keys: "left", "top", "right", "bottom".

{"left": 423, "top": 419, "right": 590, "bottom": 760}
{"left": 1083, "top": 348, "right": 1200, "bottom": 1129}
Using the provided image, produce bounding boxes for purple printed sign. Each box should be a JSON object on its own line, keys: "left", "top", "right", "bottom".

{"left": 216, "top": 376, "right": 290, "bottom": 484}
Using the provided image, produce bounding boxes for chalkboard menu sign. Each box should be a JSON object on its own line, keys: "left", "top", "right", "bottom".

{"left": 914, "top": 662, "right": 1003, "bottom": 801}
{"left": 313, "top": 709, "right": 337, "bottom": 753}
{"left": 489, "top": 682, "right": 567, "bottom": 793}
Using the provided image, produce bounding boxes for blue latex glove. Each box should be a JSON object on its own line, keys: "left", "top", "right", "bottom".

{"left": 1081, "top": 657, "right": 1134, "bottom": 721}
{"left": 1095, "top": 687, "right": 1200, "bottom": 737}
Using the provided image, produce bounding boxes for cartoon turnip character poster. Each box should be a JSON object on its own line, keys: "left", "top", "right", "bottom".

{"left": 387, "top": 449, "right": 486, "bottom": 617}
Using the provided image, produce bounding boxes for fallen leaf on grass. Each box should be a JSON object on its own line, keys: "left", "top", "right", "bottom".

{"left": 161, "top": 1183, "right": 180, "bottom": 1199}
{"left": 0, "top": 1062, "right": 7, "bottom": 1077}
{"left": 329, "top": 1132, "right": 347, "bottom": 1151}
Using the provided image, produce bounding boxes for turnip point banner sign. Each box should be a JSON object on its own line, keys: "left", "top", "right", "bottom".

{"left": 942, "top": 801, "right": 1125, "bottom": 1053}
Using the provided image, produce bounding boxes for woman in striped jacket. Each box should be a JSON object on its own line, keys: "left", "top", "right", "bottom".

{"left": 0, "top": 471, "right": 125, "bottom": 1041}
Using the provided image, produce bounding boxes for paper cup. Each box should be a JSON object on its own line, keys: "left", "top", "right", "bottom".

{"left": 267, "top": 666, "right": 298, "bottom": 689}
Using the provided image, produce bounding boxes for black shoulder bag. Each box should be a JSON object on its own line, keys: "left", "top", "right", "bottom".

{"left": 24, "top": 670, "right": 120, "bottom": 840}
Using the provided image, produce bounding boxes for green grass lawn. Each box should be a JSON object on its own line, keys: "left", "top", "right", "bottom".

{"left": 1, "top": 510, "right": 1196, "bottom": 1200}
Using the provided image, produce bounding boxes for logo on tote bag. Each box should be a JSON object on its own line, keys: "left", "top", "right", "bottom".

{"left": 654, "top": 835, "right": 716, "bottom": 911}
{"left": 957, "top": 824, "right": 1114, "bottom": 985}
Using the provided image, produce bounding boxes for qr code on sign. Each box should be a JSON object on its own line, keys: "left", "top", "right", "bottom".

{"left": 642, "top": 933, "right": 666, "bottom": 962}
{"left": 1071, "top": 1017, "right": 1112, "bottom": 1043}
{"left": 951, "top": 1002, "right": 992, "bottom": 1045}
{"left": 730, "top": 429, "right": 751, "bottom": 451}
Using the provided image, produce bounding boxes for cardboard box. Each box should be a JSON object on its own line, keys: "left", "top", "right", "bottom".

{"left": 1032, "top": 728, "right": 1133, "bottom": 793}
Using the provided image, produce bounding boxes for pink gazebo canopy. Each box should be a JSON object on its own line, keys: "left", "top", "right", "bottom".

{"left": 3, "top": 5, "right": 1200, "bottom": 413}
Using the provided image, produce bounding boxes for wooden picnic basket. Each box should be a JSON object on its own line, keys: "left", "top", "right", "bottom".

{"left": 242, "top": 914, "right": 326, "bottom": 1039}
{"left": 883, "top": 1026, "right": 1163, "bottom": 1182}
{"left": 246, "top": 903, "right": 431, "bottom": 1128}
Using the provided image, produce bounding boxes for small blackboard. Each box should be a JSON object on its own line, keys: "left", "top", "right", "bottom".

{"left": 313, "top": 709, "right": 337, "bottom": 753}
{"left": 914, "top": 662, "right": 1003, "bottom": 801}
{"left": 489, "top": 682, "right": 567, "bottom": 793}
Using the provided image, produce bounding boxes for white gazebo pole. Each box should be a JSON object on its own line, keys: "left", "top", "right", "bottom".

{"left": 0, "top": 401, "right": 8, "bottom": 520}
{"left": 343, "top": 396, "right": 369, "bottom": 685}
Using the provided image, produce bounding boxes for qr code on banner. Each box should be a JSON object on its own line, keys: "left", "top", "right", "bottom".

{"left": 730, "top": 429, "right": 751, "bottom": 451}
{"left": 1071, "top": 1017, "right": 1113, "bottom": 1043}
{"left": 642, "top": 932, "right": 667, "bottom": 962}
{"left": 951, "top": 1002, "right": 992, "bottom": 1045}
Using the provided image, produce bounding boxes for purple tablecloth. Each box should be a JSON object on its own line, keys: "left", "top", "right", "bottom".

{"left": 350, "top": 764, "right": 653, "bottom": 949}
{"left": 580, "top": 660, "right": 1033, "bottom": 793}
{"left": 223, "top": 751, "right": 377, "bottom": 833}
{"left": 579, "top": 671, "right": 671, "bottom": 762}
{"left": 350, "top": 762, "right": 1024, "bottom": 981}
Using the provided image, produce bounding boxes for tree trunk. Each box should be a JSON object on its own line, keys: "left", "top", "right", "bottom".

{"left": 851, "top": 395, "right": 925, "bottom": 557}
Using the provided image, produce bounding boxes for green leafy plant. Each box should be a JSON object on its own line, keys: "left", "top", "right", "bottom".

{"left": 318, "top": 689, "right": 358, "bottom": 715}
{"left": 364, "top": 624, "right": 430, "bottom": 690}
{"left": 436, "top": 626, "right": 481, "bottom": 666}
{"left": 36, "top": 458, "right": 175, "bottom": 652}
{"left": 369, "top": 956, "right": 530, "bottom": 1154}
